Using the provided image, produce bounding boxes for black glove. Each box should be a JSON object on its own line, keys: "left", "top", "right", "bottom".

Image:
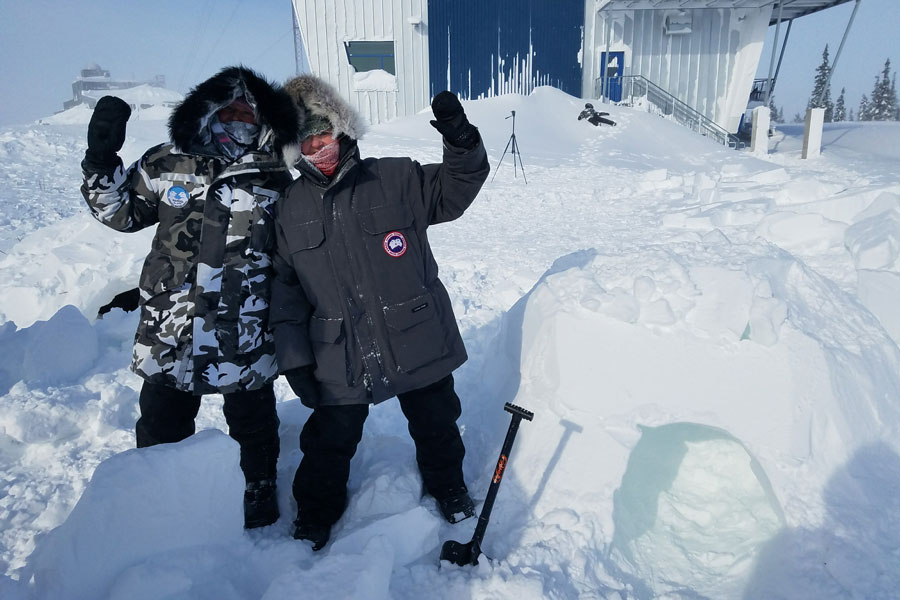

{"left": 429, "top": 91, "right": 480, "bottom": 150}
{"left": 284, "top": 365, "right": 322, "bottom": 409}
{"left": 85, "top": 96, "right": 132, "bottom": 168}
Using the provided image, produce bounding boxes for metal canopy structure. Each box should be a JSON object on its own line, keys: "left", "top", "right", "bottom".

{"left": 599, "top": 0, "right": 854, "bottom": 25}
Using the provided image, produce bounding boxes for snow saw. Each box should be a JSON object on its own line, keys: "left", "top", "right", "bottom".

{"left": 439, "top": 402, "right": 534, "bottom": 566}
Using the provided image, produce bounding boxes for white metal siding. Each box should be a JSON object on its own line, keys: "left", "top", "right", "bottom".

{"left": 292, "top": 0, "right": 430, "bottom": 127}
{"left": 585, "top": 6, "right": 772, "bottom": 133}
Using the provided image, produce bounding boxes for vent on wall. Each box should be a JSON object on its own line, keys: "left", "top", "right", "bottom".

{"left": 663, "top": 11, "right": 692, "bottom": 35}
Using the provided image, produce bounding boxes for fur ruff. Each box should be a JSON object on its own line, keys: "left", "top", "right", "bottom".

{"left": 168, "top": 66, "right": 303, "bottom": 161}
{"left": 284, "top": 75, "right": 367, "bottom": 144}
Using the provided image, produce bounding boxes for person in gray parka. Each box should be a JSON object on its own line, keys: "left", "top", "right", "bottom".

{"left": 81, "top": 66, "right": 302, "bottom": 530}
{"left": 271, "top": 75, "right": 489, "bottom": 550}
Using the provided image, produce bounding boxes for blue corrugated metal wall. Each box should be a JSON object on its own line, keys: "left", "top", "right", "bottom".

{"left": 427, "top": 0, "right": 584, "bottom": 100}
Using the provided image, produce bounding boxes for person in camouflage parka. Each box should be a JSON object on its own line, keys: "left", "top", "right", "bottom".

{"left": 80, "top": 66, "right": 303, "bottom": 529}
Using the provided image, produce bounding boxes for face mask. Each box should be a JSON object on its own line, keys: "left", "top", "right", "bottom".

{"left": 306, "top": 139, "right": 341, "bottom": 176}
{"left": 220, "top": 120, "right": 259, "bottom": 145}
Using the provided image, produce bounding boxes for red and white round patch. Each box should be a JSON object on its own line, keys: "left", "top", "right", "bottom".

{"left": 383, "top": 231, "right": 407, "bottom": 257}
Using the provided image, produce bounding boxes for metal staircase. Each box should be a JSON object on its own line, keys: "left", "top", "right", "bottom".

{"left": 600, "top": 75, "right": 744, "bottom": 149}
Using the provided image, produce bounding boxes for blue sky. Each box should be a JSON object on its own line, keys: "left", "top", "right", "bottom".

{"left": 755, "top": 0, "right": 900, "bottom": 120}
{"left": 0, "top": 0, "right": 896, "bottom": 127}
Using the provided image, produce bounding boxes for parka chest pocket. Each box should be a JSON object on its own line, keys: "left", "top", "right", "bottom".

{"left": 359, "top": 204, "right": 414, "bottom": 236}
{"left": 359, "top": 205, "right": 417, "bottom": 268}
{"left": 285, "top": 220, "right": 325, "bottom": 251}
{"left": 284, "top": 220, "right": 327, "bottom": 273}
{"left": 159, "top": 173, "right": 209, "bottom": 212}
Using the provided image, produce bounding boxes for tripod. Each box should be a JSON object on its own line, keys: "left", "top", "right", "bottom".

{"left": 492, "top": 110, "right": 527, "bottom": 184}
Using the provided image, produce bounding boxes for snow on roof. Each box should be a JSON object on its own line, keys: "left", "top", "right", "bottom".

{"left": 81, "top": 84, "right": 183, "bottom": 105}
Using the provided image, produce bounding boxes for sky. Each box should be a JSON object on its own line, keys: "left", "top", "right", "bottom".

{"left": 0, "top": 0, "right": 897, "bottom": 127}
{"left": 755, "top": 0, "right": 900, "bottom": 121}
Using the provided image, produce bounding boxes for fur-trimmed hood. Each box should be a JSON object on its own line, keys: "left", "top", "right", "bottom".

{"left": 283, "top": 75, "right": 367, "bottom": 166}
{"left": 168, "top": 66, "right": 303, "bottom": 161}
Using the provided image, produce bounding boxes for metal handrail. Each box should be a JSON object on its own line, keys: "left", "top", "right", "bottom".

{"left": 599, "top": 74, "right": 744, "bottom": 149}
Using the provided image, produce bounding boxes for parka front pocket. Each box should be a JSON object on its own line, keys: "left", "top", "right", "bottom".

{"left": 382, "top": 293, "right": 448, "bottom": 373}
{"left": 135, "top": 286, "right": 194, "bottom": 349}
{"left": 308, "top": 315, "right": 354, "bottom": 385}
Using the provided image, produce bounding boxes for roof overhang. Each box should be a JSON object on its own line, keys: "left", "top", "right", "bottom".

{"left": 598, "top": 1, "right": 855, "bottom": 25}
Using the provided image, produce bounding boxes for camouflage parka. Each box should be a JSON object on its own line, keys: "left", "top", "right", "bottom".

{"left": 81, "top": 67, "right": 303, "bottom": 394}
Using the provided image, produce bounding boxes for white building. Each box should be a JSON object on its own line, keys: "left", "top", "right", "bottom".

{"left": 64, "top": 64, "right": 175, "bottom": 111}
{"left": 291, "top": 0, "right": 854, "bottom": 141}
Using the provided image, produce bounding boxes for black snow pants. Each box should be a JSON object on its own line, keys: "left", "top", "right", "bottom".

{"left": 293, "top": 374, "right": 467, "bottom": 526}
{"left": 135, "top": 381, "right": 280, "bottom": 483}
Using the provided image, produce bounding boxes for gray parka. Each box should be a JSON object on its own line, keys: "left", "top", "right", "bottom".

{"left": 82, "top": 67, "right": 302, "bottom": 394}
{"left": 270, "top": 137, "right": 489, "bottom": 405}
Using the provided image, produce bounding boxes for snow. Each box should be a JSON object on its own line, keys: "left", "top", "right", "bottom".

{"left": 353, "top": 70, "right": 399, "bottom": 92}
{"left": 1, "top": 87, "right": 899, "bottom": 599}
{"left": 80, "top": 84, "right": 184, "bottom": 107}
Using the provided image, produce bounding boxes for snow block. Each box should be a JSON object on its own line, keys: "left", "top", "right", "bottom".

{"left": 845, "top": 206, "right": 900, "bottom": 271}
{"left": 609, "top": 423, "right": 784, "bottom": 598}
{"left": 857, "top": 269, "right": 900, "bottom": 345}
{"left": 22, "top": 305, "right": 99, "bottom": 388}
{"left": 26, "top": 430, "right": 244, "bottom": 600}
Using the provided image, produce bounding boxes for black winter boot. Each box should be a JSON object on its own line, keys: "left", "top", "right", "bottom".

{"left": 244, "top": 479, "right": 279, "bottom": 529}
{"left": 292, "top": 513, "right": 331, "bottom": 551}
{"left": 437, "top": 490, "right": 476, "bottom": 524}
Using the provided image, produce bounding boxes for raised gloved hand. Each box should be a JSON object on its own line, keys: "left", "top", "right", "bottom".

{"left": 85, "top": 96, "right": 132, "bottom": 168}
{"left": 284, "top": 365, "right": 322, "bottom": 409}
{"left": 429, "top": 91, "right": 479, "bottom": 150}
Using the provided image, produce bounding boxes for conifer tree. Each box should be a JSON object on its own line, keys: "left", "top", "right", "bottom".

{"left": 808, "top": 45, "right": 834, "bottom": 122}
{"left": 858, "top": 94, "right": 870, "bottom": 121}
{"left": 833, "top": 88, "right": 846, "bottom": 121}
{"left": 890, "top": 74, "right": 899, "bottom": 121}
{"left": 767, "top": 95, "right": 782, "bottom": 122}
{"left": 848, "top": 108, "right": 855, "bottom": 121}
{"left": 869, "top": 59, "right": 897, "bottom": 121}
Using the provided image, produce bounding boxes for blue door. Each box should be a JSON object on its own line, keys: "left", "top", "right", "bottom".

{"left": 600, "top": 52, "right": 624, "bottom": 102}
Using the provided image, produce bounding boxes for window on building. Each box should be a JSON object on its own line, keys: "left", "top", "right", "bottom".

{"left": 663, "top": 12, "right": 692, "bottom": 35}
{"left": 344, "top": 41, "right": 395, "bottom": 75}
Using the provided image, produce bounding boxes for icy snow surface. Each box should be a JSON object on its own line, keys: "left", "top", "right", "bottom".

{"left": 1, "top": 87, "right": 899, "bottom": 599}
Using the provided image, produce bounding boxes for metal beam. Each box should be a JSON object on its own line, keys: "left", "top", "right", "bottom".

{"left": 772, "top": 18, "right": 793, "bottom": 91}
{"left": 598, "top": 0, "right": 853, "bottom": 24}
{"left": 816, "top": 0, "right": 862, "bottom": 105}
{"left": 763, "top": 1, "right": 784, "bottom": 105}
